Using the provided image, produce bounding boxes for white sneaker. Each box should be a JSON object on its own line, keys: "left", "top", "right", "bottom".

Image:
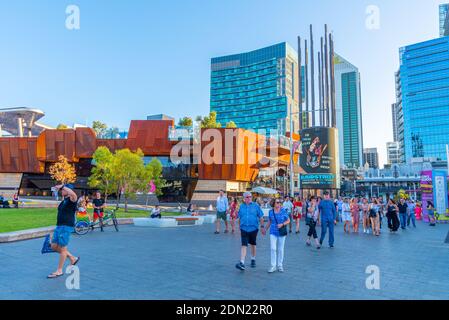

{"left": 278, "top": 266, "right": 284, "bottom": 273}
{"left": 268, "top": 266, "right": 276, "bottom": 273}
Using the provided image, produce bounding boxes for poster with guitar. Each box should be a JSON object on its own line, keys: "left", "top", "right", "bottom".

{"left": 299, "top": 127, "right": 340, "bottom": 189}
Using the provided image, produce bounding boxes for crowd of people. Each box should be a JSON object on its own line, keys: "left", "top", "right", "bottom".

{"left": 212, "top": 190, "right": 435, "bottom": 274}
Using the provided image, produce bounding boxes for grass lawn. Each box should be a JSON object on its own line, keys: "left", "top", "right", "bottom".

{"left": 0, "top": 208, "right": 182, "bottom": 233}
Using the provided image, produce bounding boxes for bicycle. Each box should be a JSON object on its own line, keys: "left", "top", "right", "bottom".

{"left": 75, "top": 209, "right": 119, "bottom": 235}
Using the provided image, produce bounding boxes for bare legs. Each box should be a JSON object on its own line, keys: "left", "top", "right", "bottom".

{"left": 50, "top": 243, "right": 76, "bottom": 275}
{"left": 240, "top": 245, "right": 256, "bottom": 263}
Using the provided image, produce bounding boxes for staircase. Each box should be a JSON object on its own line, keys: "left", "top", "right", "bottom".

{"left": 0, "top": 173, "right": 22, "bottom": 198}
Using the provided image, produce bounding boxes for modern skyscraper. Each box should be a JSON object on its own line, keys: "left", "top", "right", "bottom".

{"left": 386, "top": 142, "right": 400, "bottom": 165}
{"left": 440, "top": 3, "right": 449, "bottom": 37}
{"left": 210, "top": 43, "right": 300, "bottom": 134}
{"left": 334, "top": 54, "right": 364, "bottom": 168}
{"left": 397, "top": 36, "right": 449, "bottom": 162}
{"left": 391, "top": 103, "right": 399, "bottom": 142}
{"left": 363, "top": 148, "right": 379, "bottom": 169}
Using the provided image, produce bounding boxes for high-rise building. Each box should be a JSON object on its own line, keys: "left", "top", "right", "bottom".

{"left": 386, "top": 142, "right": 400, "bottom": 165}
{"left": 391, "top": 103, "right": 399, "bottom": 142}
{"left": 363, "top": 148, "right": 379, "bottom": 169}
{"left": 397, "top": 36, "right": 449, "bottom": 162}
{"left": 210, "top": 42, "right": 300, "bottom": 134}
{"left": 440, "top": 3, "right": 449, "bottom": 37}
{"left": 334, "top": 54, "right": 364, "bottom": 168}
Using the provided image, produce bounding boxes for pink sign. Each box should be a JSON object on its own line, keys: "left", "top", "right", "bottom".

{"left": 420, "top": 171, "right": 433, "bottom": 223}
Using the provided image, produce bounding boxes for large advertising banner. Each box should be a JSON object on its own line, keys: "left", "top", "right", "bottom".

{"left": 420, "top": 170, "right": 433, "bottom": 223}
{"left": 432, "top": 170, "right": 448, "bottom": 217}
{"left": 299, "top": 127, "right": 340, "bottom": 189}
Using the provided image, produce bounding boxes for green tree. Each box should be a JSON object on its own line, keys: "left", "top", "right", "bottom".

{"left": 92, "top": 121, "right": 108, "bottom": 138}
{"left": 197, "top": 111, "right": 222, "bottom": 128}
{"left": 88, "top": 146, "right": 115, "bottom": 202}
{"left": 56, "top": 124, "right": 70, "bottom": 130}
{"left": 226, "top": 121, "right": 237, "bottom": 128}
{"left": 105, "top": 127, "right": 120, "bottom": 139}
{"left": 178, "top": 117, "right": 193, "bottom": 127}
{"left": 396, "top": 189, "right": 409, "bottom": 201}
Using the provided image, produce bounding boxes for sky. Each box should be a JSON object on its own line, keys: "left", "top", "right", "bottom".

{"left": 0, "top": 0, "right": 446, "bottom": 166}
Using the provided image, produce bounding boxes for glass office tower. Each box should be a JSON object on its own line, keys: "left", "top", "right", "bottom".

{"left": 210, "top": 43, "right": 300, "bottom": 134}
{"left": 334, "top": 54, "right": 364, "bottom": 169}
{"left": 398, "top": 36, "right": 449, "bottom": 162}
{"left": 440, "top": 4, "right": 449, "bottom": 37}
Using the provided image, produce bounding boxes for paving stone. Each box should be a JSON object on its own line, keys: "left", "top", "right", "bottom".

{"left": 0, "top": 221, "right": 448, "bottom": 299}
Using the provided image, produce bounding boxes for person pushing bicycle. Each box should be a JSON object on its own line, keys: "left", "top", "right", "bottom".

{"left": 92, "top": 191, "right": 106, "bottom": 231}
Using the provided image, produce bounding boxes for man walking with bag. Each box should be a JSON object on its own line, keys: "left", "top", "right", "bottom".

{"left": 47, "top": 184, "right": 80, "bottom": 279}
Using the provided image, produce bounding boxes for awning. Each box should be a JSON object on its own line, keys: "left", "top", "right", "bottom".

{"left": 250, "top": 187, "right": 279, "bottom": 195}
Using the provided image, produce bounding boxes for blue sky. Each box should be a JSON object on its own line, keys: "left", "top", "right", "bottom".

{"left": 0, "top": 0, "right": 446, "bottom": 166}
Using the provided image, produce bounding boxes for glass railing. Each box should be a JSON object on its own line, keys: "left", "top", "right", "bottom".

{"left": 168, "top": 126, "right": 194, "bottom": 141}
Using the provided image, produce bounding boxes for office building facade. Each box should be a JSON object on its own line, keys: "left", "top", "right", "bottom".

{"left": 391, "top": 103, "right": 399, "bottom": 142}
{"left": 397, "top": 36, "right": 449, "bottom": 162}
{"left": 210, "top": 42, "right": 300, "bottom": 134}
{"left": 440, "top": 4, "right": 449, "bottom": 37}
{"left": 363, "top": 148, "right": 379, "bottom": 169}
{"left": 386, "top": 141, "right": 400, "bottom": 165}
{"left": 334, "top": 54, "right": 364, "bottom": 168}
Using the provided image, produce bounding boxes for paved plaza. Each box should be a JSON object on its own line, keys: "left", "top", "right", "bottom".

{"left": 0, "top": 220, "right": 448, "bottom": 300}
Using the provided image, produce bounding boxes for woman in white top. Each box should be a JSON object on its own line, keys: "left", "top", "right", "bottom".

{"left": 342, "top": 198, "right": 352, "bottom": 233}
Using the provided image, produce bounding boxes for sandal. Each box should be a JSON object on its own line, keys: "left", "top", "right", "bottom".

{"left": 71, "top": 256, "right": 80, "bottom": 266}
{"left": 47, "top": 272, "right": 63, "bottom": 279}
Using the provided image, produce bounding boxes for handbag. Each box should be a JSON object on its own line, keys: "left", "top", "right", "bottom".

{"left": 41, "top": 234, "right": 55, "bottom": 254}
{"left": 272, "top": 210, "right": 288, "bottom": 237}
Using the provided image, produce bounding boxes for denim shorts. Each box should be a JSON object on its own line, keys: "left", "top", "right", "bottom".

{"left": 52, "top": 226, "right": 74, "bottom": 247}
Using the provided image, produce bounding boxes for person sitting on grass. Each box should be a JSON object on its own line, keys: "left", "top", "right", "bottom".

{"left": 150, "top": 205, "right": 162, "bottom": 219}
{"left": 47, "top": 184, "right": 80, "bottom": 279}
{"left": 187, "top": 203, "right": 199, "bottom": 216}
{"left": 12, "top": 193, "right": 19, "bottom": 209}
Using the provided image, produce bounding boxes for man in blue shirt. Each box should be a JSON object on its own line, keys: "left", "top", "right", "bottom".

{"left": 318, "top": 191, "right": 337, "bottom": 248}
{"left": 235, "top": 192, "right": 265, "bottom": 271}
{"left": 215, "top": 190, "right": 229, "bottom": 234}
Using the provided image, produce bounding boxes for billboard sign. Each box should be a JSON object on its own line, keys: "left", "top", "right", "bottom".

{"left": 299, "top": 127, "right": 340, "bottom": 189}
{"left": 433, "top": 170, "right": 448, "bottom": 216}
{"left": 420, "top": 170, "right": 433, "bottom": 222}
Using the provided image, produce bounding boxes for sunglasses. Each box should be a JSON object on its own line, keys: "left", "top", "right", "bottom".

{"left": 275, "top": 201, "right": 281, "bottom": 204}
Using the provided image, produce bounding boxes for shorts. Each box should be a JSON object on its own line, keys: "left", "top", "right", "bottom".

{"left": 217, "top": 211, "right": 227, "bottom": 221}
{"left": 94, "top": 211, "right": 104, "bottom": 220}
{"left": 240, "top": 229, "right": 258, "bottom": 247}
{"left": 52, "top": 226, "right": 74, "bottom": 247}
{"left": 342, "top": 212, "right": 352, "bottom": 222}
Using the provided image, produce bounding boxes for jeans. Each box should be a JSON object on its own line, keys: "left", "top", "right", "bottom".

{"left": 407, "top": 212, "right": 416, "bottom": 227}
{"left": 270, "top": 234, "right": 286, "bottom": 268}
{"left": 399, "top": 213, "right": 407, "bottom": 229}
{"left": 320, "top": 218, "right": 335, "bottom": 246}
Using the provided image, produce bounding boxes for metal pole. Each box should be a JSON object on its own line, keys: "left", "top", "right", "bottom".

{"left": 330, "top": 32, "right": 336, "bottom": 128}
{"left": 320, "top": 37, "right": 325, "bottom": 126}
{"left": 324, "top": 25, "right": 330, "bottom": 128}
{"left": 318, "top": 52, "right": 323, "bottom": 127}
{"left": 305, "top": 39, "right": 309, "bottom": 128}
{"left": 290, "top": 104, "right": 294, "bottom": 198}
{"left": 298, "top": 36, "right": 303, "bottom": 131}
{"left": 310, "top": 25, "right": 315, "bottom": 127}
